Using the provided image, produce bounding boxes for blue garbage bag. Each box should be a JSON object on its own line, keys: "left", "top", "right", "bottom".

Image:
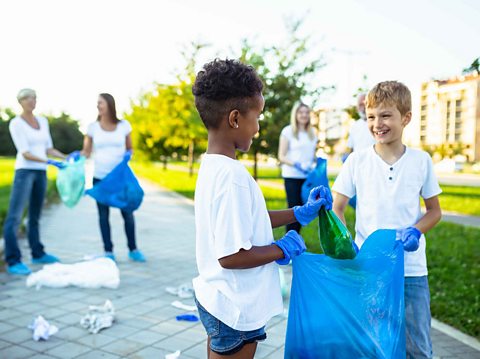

{"left": 285, "top": 229, "right": 405, "bottom": 359}
{"left": 301, "top": 157, "right": 329, "bottom": 204}
{"left": 86, "top": 157, "right": 144, "bottom": 212}
{"left": 56, "top": 156, "right": 86, "bottom": 208}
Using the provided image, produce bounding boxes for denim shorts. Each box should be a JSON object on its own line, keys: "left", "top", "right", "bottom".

{"left": 195, "top": 298, "right": 266, "bottom": 355}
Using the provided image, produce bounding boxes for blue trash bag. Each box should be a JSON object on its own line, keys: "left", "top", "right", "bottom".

{"left": 56, "top": 157, "right": 86, "bottom": 208}
{"left": 301, "top": 157, "right": 329, "bottom": 204}
{"left": 86, "top": 157, "right": 144, "bottom": 212}
{"left": 285, "top": 229, "right": 405, "bottom": 359}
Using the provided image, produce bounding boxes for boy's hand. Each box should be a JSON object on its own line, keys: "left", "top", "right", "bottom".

{"left": 293, "top": 186, "right": 333, "bottom": 225}
{"left": 274, "top": 230, "right": 306, "bottom": 265}
{"left": 66, "top": 150, "right": 81, "bottom": 162}
{"left": 398, "top": 227, "right": 421, "bottom": 252}
{"left": 47, "top": 159, "right": 66, "bottom": 169}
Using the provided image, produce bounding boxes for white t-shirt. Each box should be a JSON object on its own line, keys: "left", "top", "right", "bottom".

{"left": 87, "top": 120, "right": 132, "bottom": 179}
{"left": 9, "top": 116, "right": 53, "bottom": 170}
{"left": 280, "top": 125, "right": 318, "bottom": 179}
{"left": 332, "top": 146, "right": 442, "bottom": 277}
{"left": 192, "top": 154, "right": 283, "bottom": 331}
{"left": 346, "top": 118, "right": 375, "bottom": 152}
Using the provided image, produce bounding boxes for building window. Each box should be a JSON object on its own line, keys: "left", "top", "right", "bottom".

{"left": 421, "top": 105, "right": 427, "bottom": 112}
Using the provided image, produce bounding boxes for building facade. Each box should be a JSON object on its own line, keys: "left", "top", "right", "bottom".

{"left": 419, "top": 72, "right": 480, "bottom": 162}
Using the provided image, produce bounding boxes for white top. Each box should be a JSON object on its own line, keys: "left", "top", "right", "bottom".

{"left": 192, "top": 154, "right": 283, "bottom": 331}
{"left": 87, "top": 120, "right": 132, "bottom": 179}
{"left": 332, "top": 146, "right": 442, "bottom": 277}
{"left": 9, "top": 116, "right": 53, "bottom": 170}
{"left": 280, "top": 125, "right": 318, "bottom": 179}
{"left": 346, "top": 118, "right": 375, "bottom": 151}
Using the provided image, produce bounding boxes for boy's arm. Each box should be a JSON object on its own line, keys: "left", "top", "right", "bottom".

{"left": 333, "top": 192, "right": 350, "bottom": 225}
{"left": 218, "top": 245, "right": 284, "bottom": 269}
{"left": 414, "top": 195, "right": 442, "bottom": 233}
{"left": 268, "top": 209, "right": 296, "bottom": 228}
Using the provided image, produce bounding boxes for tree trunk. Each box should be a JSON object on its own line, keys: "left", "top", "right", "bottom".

{"left": 253, "top": 149, "right": 258, "bottom": 181}
{"left": 188, "top": 140, "right": 195, "bottom": 177}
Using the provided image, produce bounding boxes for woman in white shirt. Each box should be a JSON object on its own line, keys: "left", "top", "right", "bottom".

{"left": 4, "top": 89, "right": 68, "bottom": 275}
{"left": 278, "top": 102, "right": 318, "bottom": 233}
{"left": 81, "top": 93, "right": 145, "bottom": 262}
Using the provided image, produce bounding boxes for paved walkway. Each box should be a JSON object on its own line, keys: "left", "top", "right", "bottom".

{"left": 0, "top": 181, "right": 479, "bottom": 358}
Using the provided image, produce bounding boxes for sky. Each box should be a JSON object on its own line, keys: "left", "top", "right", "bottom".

{"left": 0, "top": 0, "right": 479, "bottom": 132}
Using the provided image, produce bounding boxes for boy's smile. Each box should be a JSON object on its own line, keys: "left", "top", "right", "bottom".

{"left": 366, "top": 105, "right": 411, "bottom": 146}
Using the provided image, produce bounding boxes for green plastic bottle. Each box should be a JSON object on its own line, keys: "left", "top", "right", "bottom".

{"left": 318, "top": 207, "right": 357, "bottom": 259}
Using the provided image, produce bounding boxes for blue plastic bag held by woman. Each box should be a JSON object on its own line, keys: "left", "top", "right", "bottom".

{"left": 56, "top": 156, "right": 86, "bottom": 208}
{"left": 285, "top": 229, "right": 405, "bottom": 358}
{"left": 86, "top": 154, "right": 144, "bottom": 212}
{"left": 301, "top": 157, "right": 329, "bottom": 204}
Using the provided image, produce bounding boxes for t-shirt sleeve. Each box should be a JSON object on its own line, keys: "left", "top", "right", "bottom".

{"left": 122, "top": 120, "right": 132, "bottom": 135}
{"left": 9, "top": 120, "right": 30, "bottom": 154}
{"left": 86, "top": 122, "right": 95, "bottom": 138}
{"left": 280, "top": 126, "right": 291, "bottom": 140}
{"left": 43, "top": 118, "right": 53, "bottom": 149}
{"left": 346, "top": 123, "right": 354, "bottom": 149}
{"left": 212, "top": 182, "right": 254, "bottom": 260}
{"left": 421, "top": 154, "right": 442, "bottom": 199}
{"left": 332, "top": 154, "right": 356, "bottom": 198}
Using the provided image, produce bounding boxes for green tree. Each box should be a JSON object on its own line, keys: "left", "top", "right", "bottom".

{"left": 126, "top": 43, "right": 207, "bottom": 175}
{"left": 239, "top": 17, "right": 330, "bottom": 178}
{"left": 46, "top": 112, "right": 84, "bottom": 154}
{"left": 463, "top": 57, "right": 479, "bottom": 75}
{"left": 0, "top": 108, "right": 16, "bottom": 156}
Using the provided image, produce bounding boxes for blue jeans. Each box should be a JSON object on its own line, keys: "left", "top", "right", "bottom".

{"left": 284, "top": 178, "right": 306, "bottom": 233}
{"left": 3, "top": 169, "right": 47, "bottom": 266}
{"left": 93, "top": 178, "right": 137, "bottom": 252}
{"left": 195, "top": 298, "right": 266, "bottom": 355}
{"left": 405, "top": 276, "right": 433, "bottom": 359}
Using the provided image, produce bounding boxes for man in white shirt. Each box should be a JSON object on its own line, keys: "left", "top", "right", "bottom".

{"left": 345, "top": 93, "right": 376, "bottom": 154}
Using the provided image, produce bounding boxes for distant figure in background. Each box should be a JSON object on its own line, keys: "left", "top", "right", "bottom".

{"left": 344, "top": 93, "right": 375, "bottom": 157}
{"left": 343, "top": 93, "right": 375, "bottom": 208}
{"left": 278, "top": 102, "right": 318, "bottom": 233}
{"left": 81, "top": 93, "right": 146, "bottom": 262}
{"left": 3, "top": 89, "right": 67, "bottom": 275}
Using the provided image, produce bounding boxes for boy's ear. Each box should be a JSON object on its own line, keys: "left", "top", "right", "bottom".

{"left": 402, "top": 111, "right": 412, "bottom": 127}
{"left": 228, "top": 109, "right": 240, "bottom": 129}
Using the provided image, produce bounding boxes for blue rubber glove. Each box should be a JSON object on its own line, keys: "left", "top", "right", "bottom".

{"left": 294, "top": 162, "right": 309, "bottom": 174}
{"left": 399, "top": 227, "right": 421, "bottom": 252}
{"left": 124, "top": 149, "right": 132, "bottom": 162}
{"left": 293, "top": 186, "right": 333, "bottom": 225}
{"left": 274, "top": 230, "right": 306, "bottom": 265}
{"left": 47, "top": 159, "right": 66, "bottom": 169}
{"left": 341, "top": 153, "right": 349, "bottom": 163}
{"left": 66, "top": 151, "right": 81, "bottom": 162}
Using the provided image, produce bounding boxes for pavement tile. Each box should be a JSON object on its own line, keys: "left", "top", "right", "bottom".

{"left": 100, "top": 339, "right": 145, "bottom": 356}
{"left": 45, "top": 342, "right": 92, "bottom": 358}
{"left": 0, "top": 345, "right": 37, "bottom": 359}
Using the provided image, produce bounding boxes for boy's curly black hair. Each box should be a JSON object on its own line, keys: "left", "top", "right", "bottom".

{"left": 192, "top": 58, "right": 263, "bottom": 129}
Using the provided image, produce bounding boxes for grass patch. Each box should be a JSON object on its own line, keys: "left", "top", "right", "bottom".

{"left": 133, "top": 161, "right": 480, "bottom": 339}
{"left": 0, "top": 157, "right": 59, "bottom": 230}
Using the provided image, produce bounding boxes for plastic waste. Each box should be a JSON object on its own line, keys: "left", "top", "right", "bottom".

{"left": 285, "top": 229, "right": 406, "bottom": 358}
{"left": 56, "top": 156, "right": 85, "bottom": 208}
{"left": 301, "top": 157, "right": 329, "bottom": 204}
{"left": 28, "top": 316, "right": 59, "bottom": 341}
{"left": 318, "top": 207, "right": 358, "bottom": 259}
{"left": 80, "top": 300, "right": 115, "bottom": 334}
{"left": 175, "top": 314, "right": 199, "bottom": 322}
{"left": 86, "top": 156, "right": 144, "bottom": 212}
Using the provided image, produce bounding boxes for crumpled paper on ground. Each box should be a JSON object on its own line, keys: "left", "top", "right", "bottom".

{"left": 165, "top": 283, "right": 194, "bottom": 298}
{"left": 80, "top": 300, "right": 115, "bottom": 334}
{"left": 165, "top": 350, "right": 181, "bottom": 359}
{"left": 26, "top": 257, "right": 120, "bottom": 289}
{"left": 28, "top": 315, "right": 59, "bottom": 341}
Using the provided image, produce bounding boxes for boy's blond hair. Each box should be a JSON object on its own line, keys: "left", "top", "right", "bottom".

{"left": 365, "top": 81, "right": 411, "bottom": 116}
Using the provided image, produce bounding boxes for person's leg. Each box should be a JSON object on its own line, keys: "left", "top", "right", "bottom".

{"left": 405, "top": 276, "right": 433, "bottom": 359}
{"left": 3, "top": 170, "right": 34, "bottom": 266}
{"left": 209, "top": 342, "right": 257, "bottom": 359}
{"left": 120, "top": 209, "right": 137, "bottom": 251}
{"left": 284, "top": 178, "right": 305, "bottom": 233}
{"left": 28, "top": 170, "right": 47, "bottom": 259}
{"left": 93, "top": 178, "right": 113, "bottom": 253}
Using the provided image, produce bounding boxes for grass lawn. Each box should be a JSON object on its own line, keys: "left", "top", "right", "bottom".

{"left": 0, "top": 157, "right": 59, "bottom": 230}
{"left": 132, "top": 161, "right": 480, "bottom": 339}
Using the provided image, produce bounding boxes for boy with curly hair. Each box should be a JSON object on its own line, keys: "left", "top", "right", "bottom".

{"left": 192, "top": 59, "right": 332, "bottom": 358}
